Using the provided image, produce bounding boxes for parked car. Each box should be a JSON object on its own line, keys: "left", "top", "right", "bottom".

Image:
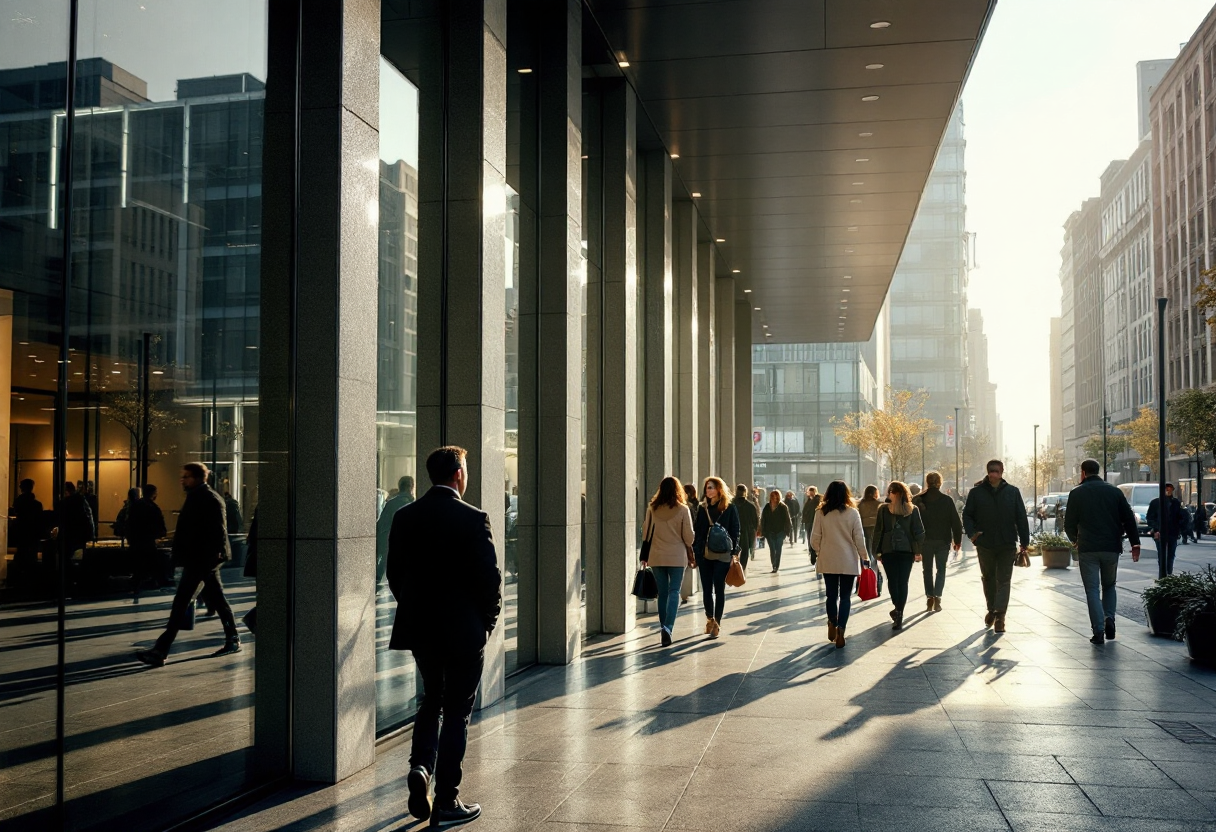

{"left": 1118, "top": 483, "right": 1166, "bottom": 533}
{"left": 1037, "top": 493, "right": 1069, "bottom": 519}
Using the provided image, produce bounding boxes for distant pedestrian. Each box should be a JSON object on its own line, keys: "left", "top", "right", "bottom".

{"left": 692, "top": 477, "right": 740, "bottom": 639}
{"left": 126, "top": 486, "right": 167, "bottom": 596}
{"left": 734, "top": 484, "right": 760, "bottom": 571}
{"left": 10, "top": 479, "right": 44, "bottom": 575}
{"left": 1063, "top": 459, "right": 1140, "bottom": 645}
{"left": 857, "top": 485, "right": 881, "bottom": 553}
{"left": 377, "top": 474, "right": 416, "bottom": 584}
{"left": 871, "top": 481, "right": 925, "bottom": 631}
{"left": 759, "top": 489, "right": 792, "bottom": 573}
{"left": 1195, "top": 502, "right": 1209, "bottom": 542}
{"left": 752, "top": 487, "right": 765, "bottom": 549}
{"left": 1146, "top": 483, "right": 1187, "bottom": 577}
{"left": 58, "top": 482, "right": 94, "bottom": 559}
{"left": 681, "top": 483, "right": 701, "bottom": 603}
{"left": 811, "top": 481, "right": 869, "bottom": 648}
{"left": 640, "top": 477, "right": 695, "bottom": 646}
{"left": 962, "top": 459, "right": 1030, "bottom": 633}
{"left": 802, "top": 486, "right": 821, "bottom": 561}
{"left": 388, "top": 446, "right": 502, "bottom": 828}
{"left": 136, "top": 463, "right": 240, "bottom": 666}
{"left": 784, "top": 491, "right": 801, "bottom": 544}
{"left": 912, "top": 472, "right": 962, "bottom": 612}
{"left": 223, "top": 491, "right": 244, "bottom": 535}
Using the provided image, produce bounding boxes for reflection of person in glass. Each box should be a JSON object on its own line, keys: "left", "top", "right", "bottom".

{"left": 376, "top": 474, "right": 415, "bottom": 584}
{"left": 10, "top": 479, "right": 45, "bottom": 576}
{"left": 136, "top": 463, "right": 241, "bottom": 667}
{"left": 58, "top": 481, "right": 94, "bottom": 559}
{"left": 388, "top": 447, "right": 502, "bottom": 828}
{"left": 125, "top": 486, "right": 168, "bottom": 597}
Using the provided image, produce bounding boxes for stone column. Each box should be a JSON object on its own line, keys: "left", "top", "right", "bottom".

{"left": 642, "top": 150, "right": 673, "bottom": 489}
{"left": 696, "top": 241, "right": 716, "bottom": 478}
{"left": 416, "top": 0, "right": 509, "bottom": 703}
{"left": 735, "top": 300, "right": 754, "bottom": 489}
{"left": 673, "top": 202, "right": 698, "bottom": 486}
{"left": 261, "top": 0, "right": 380, "bottom": 782}
{"left": 716, "top": 276, "right": 736, "bottom": 486}
{"left": 599, "top": 80, "right": 638, "bottom": 634}
{"left": 527, "top": 0, "right": 583, "bottom": 664}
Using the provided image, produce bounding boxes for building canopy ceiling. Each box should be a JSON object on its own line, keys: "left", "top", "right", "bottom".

{"left": 586, "top": 0, "right": 995, "bottom": 344}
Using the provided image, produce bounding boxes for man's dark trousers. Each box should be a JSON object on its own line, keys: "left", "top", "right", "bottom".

{"left": 411, "top": 648, "right": 484, "bottom": 804}
{"left": 154, "top": 565, "right": 238, "bottom": 654}
{"left": 976, "top": 545, "right": 1016, "bottom": 615}
{"left": 1158, "top": 537, "right": 1178, "bottom": 578}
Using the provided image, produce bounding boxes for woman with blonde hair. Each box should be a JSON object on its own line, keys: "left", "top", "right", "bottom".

{"left": 759, "top": 489, "right": 792, "bottom": 573}
{"left": 641, "top": 477, "right": 696, "bottom": 646}
{"left": 870, "top": 480, "right": 926, "bottom": 631}
{"left": 692, "top": 476, "right": 740, "bottom": 638}
{"left": 810, "top": 481, "right": 869, "bottom": 648}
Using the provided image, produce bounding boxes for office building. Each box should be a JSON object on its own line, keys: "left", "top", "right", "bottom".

{"left": 966, "top": 308, "right": 1002, "bottom": 461}
{"left": 1060, "top": 198, "right": 1104, "bottom": 477}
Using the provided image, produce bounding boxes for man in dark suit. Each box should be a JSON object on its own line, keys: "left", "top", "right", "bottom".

{"left": 136, "top": 463, "right": 240, "bottom": 667}
{"left": 376, "top": 474, "right": 416, "bottom": 584}
{"left": 1146, "top": 483, "right": 1187, "bottom": 577}
{"left": 388, "top": 446, "right": 502, "bottom": 829}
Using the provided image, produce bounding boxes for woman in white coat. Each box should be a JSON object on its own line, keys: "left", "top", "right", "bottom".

{"left": 810, "top": 480, "right": 870, "bottom": 648}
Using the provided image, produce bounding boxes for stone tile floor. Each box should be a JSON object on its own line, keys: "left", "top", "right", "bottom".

{"left": 214, "top": 538, "right": 1216, "bottom": 832}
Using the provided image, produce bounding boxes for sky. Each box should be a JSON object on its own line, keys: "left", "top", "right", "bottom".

{"left": 961, "top": 0, "right": 1215, "bottom": 461}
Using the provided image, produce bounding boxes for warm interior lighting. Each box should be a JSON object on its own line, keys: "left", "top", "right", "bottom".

{"left": 859, "top": 132, "right": 874, "bottom": 137}
{"left": 517, "top": 68, "right": 533, "bottom": 74}
{"left": 715, "top": 238, "right": 725, "bottom": 243}
{"left": 743, "top": 289, "right": 752, "bottom": 293}
{"left": 870, "top": 21, "right": 891, "bottom": 29}
{"left": 866, "top": 63, "right": 885, "bottom": 70}
{"left": 691, "top": 192, "right": 701, "bottom": 197}
{"left": 670, "top": 153, "right": 680, "bottom": 159}
{"left": 732, "top": 269, "right": 740, "bottom": 274}
{"left": 862, "top": 95, "right": 879, "bottom": 102}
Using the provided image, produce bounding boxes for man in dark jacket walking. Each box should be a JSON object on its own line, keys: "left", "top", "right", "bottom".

{"left": 58, "top": 481, "right": 93, "bottom": 559}
{"left": 962, "top": 459, "right": 1030, "bottom": 633}
{"left": 784, "top": 491, "right": 801, "bottom": 544}
{"left": 1146, "top": 483, "right": 1187, "bottom": 577}
{"left": 377, "top": 474, "right": 416, "bottom": 584}
{"left": 802, "top": 487, "right": 821, "bottom": 563}
{"left": 735, "top": 484, "right": 760, "bottom": 571}
{"left": 389, "top": 447, "right": 502, "bottom": 829}
{"left": 913, "top": 472, "right": 962, "bottom": 612}
{"left": 10, "top": 479, "right": 45, "bottom": 574}
{"left": 126, "top": 486, "right": 168, "bottom": 596}
{"left": 1064, "top": 459, "right": 1140, "bottom": 644}
{"left": 136, "top": 463, "right": 240, "bottom": 666}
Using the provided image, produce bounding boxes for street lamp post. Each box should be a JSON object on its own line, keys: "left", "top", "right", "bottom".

{"left": 1034, "top": 424, "right": 1040, "bottom": 531}
{"left": 1157, "top": 296, "right": 1169, "bottom": 578}
{"left": 922, "top": 431, "right": 927, "bottom": 486}
{"left": 954, "top": 406, "right": 961, "bottom": 497}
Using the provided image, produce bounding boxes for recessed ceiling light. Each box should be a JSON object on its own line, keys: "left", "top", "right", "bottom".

{"left": 152, "top": 370, "right": 164, "bottom": 375}
{"left": 619, "top": 60, "right": 630, "bottom": 68}
{"left": 754, "top": 307, "right": 761, "bottom": 311}
{"left": 845, "top": 248, "right": 855, "bottom": 253}
{"left": 852, "top": 181, "right": 864, "bottom": 186}
{"left": 866, "top": 63, "right": 885, "bottom": 70}
{"left": 517, "top": 68, "right": 533, "bottom": 74}
{"left": 859, "top": 132, "right": 873, "bottom": 137}
{"left": 762, "top": 324, "right": 768, "bottom": 328}
{"left": 842, "top": 288, "right": 851, "bottom": 292}
{"left": 839, "top": 315, "right": 847, "bottom": 319}
{"left": 691, "top": 192, "right": 702, "bottom": 198}
{"left": 870, "top": 21, "right": 891, "bottom": 29}
{"left": 850, "top": 199, "right": 863, "bottom": 204}
{"left": 847, "top": 226, "right": 858, "bottom": 231}
{"left": 855, "top": 158, "right": 870, "bottom": 162}
{"left": 715, "top": 238, "right": 725, "bottom": 243}
{"left": 670, "top": 153, "right": 680, "bottom": 159}
{"left": 581, "top": 155, "right": 588, "bottom": 159}
{"left": 862, "top": 95, "right": 880, "bottom": 102}
{"left": 732, "top": 269, "right": 741, "bottom": 274}
{"left": 743, "top": 289, "right": 752, "bottom": 293}
{"left": 843, "top": 275, "right": 852, "bottom": 279}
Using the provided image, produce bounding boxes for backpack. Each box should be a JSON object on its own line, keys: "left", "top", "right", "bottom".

{"left": 707, "top": 522, "right": 733, "bottom": 554}
{"left": 883, "top": 508, "right": 915, "bottom": 553}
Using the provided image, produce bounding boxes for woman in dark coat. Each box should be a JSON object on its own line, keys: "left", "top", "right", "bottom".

{"left": 870, "top": 481, "right": 926, "bottom": 631}
{"left": 759, "top": 489, "right": 792, "bottom": 573}
{"left": 734, "top": 484, "right": 760, "bottom": 571}
{"left": 681, "top": 483, "right": 701, "bottom": 603}
{"left": 692, "top": 476, "right": 740, "bottom": 639}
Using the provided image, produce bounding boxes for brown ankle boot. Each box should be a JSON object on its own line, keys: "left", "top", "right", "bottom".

{"left": 835, "top": 626, "right": 846, "bottom": 649}
{"left": 827, "top": 620, "right": 837, "bottom": 642}
{"left": 994, "top": 614, "right": 1006, "bottom": 633}
{"left": 705, "top": 616, "right": 715, "bottom": 634}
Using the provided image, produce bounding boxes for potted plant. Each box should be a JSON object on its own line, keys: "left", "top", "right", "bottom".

{"left": 1141, "top": 571, "right": 1202, "bottom": 639}
{"left": 1177, "top": 565, "right": 1216, "bottom": 665}
{"left": 1031, "top": 531, "right": 1073, "bottom": 568}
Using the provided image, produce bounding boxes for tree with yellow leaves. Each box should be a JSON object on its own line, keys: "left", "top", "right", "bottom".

{"left": 834, "top": 388, "right": 941, "bottom": 482}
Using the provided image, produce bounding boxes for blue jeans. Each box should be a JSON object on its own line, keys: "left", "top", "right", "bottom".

{"left": 1078, "top": 551, "right": 1119, "bottom": 633}
{"left": 699, "top": 558, "right": 732, "bottom": 622}
{"left": 823, "top": 573, "right": 856, "bottom": 629}
{"left": 651, "top": 566, "right": 685, "bottom": 634}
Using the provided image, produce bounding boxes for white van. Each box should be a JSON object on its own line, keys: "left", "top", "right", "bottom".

{"left": 1117, "top": 483, "right": 1165, "bottom": 532}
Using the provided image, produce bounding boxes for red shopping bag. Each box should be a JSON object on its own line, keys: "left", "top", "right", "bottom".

{"left": 857, "top": 566, "right": 878, "bottom": 601}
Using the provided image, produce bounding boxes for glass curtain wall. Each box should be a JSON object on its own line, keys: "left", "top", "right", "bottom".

{"left": 374, "top": 57, "right": 421, "bottom": 733}
{"left": 1, "top": 2, "right": 275, "bottom": 829}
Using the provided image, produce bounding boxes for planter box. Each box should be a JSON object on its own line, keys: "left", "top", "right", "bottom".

{"left": 1185, "top": 612, "right": 1216, "bottom": 666}
{"left": 1145, "top": 598, "right": 1180, "bottom": 639}
{"left": 1041, "top": 546, "right": 1072, "bottom": 568}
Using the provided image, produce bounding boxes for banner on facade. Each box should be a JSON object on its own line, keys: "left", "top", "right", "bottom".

{"left": 945, "top": 420, "right": 955, "bottom": 448}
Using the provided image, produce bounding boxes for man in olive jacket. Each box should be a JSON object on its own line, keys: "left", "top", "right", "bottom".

{"left": 913, "top": 472, "right": 963, "bottom": 612}
{"left": 136, "top": 463, "right": 240, "bottom": 667}
{"left": 1064, "top": 459, "right": 1140, "bottom": 644}
{"left": 388, "top": 446, "right": 502, "bottom": 829}
{"left": 962, "top": 459, "right": 1030, "bottom": 633}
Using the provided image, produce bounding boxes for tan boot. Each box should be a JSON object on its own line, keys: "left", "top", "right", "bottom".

{"left": 933, "top": 596, "right": 942, "bottom": 612}
{"left": 835, "top": 626, "right": 846, "bottom": 649}
{"left": 827, "top": 620, "right": 837, "bottom": 642}
{"left": 705, "top": 616, "right": 715, "bottom": 634}
{"left": 709, "top": 619, "right": 721, "bottom": 639}
{"left": 926, "top": 596, "right": 935, "bottom": 611}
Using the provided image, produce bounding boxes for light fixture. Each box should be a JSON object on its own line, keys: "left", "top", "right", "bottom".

{"left": 152, "top": 370, "right": 164, "bottom": 375}
{"left": 581, "top": 155, "right": 588, "bottom": 160}
{"left": 870, "top": 21, "right": 891, "bottom": 29}
{"left": 847, "top": 226, "right": 858, "bottom": 231}
{"left": 517, "top": 67, "right": 533, "bottom": 74}
{"left": 852, "top": 181, "right": 864, "bottom": 186}
{"left": 850, "top": 199, "right": 862, "bottom": 204}
{"left": 842, "top": 288, "right": 851, "bottom": 292}
{"left": 845, "top": 248, "right": 854, "bottom": 253}
{"left": 691, "top": 192, "right": 702, "bottom": 198}
{"left": 754, "top": 307, "right": 761, "bottom": 311}
{"left": 618, "top": 59, "right": 630, "bottom": 68}
{"left": 843, "top": 275, "right": 852, "bottom": 279}
{"left": 839, "top": 315, "right": 847, "bottom": 319}
{"left": 855, "top": 158, "right": 870, "bottom": 162}
{"left": 715, "top": 238, "right": 725, "bottom": 243}
{"left": 866, "top": 63, "right": 885, "bottom": 70}
{"left": 743, "top": 289, "right": 752, "bottom": 293}
{"left": 111, "top": 370, "right": 120, "bottom": 374}
{"left": 732, "top": 269, "right": 740, "bottom": 274}
{"left": 670, "top": 153, "right": 680, "bottom": 159}
{"left": 859, "top": 132, "right": 873, "bottom": 137}
{"left": 862, "top": 95, "right": 880, "bottom": 102}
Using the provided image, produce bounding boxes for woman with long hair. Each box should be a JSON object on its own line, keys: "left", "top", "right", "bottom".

{"left": 692, "top": 476, "right": 740, "bottom": 638}
{"left": 870, "top": 481, "right": 926, "bottom": 631}
{"left": 810, "top": 481, "right": 869, "bottom": 648}
{"left": 857, "top": 485, "right": 881, "bottom": 552}
{"left": 759, "top": 489, "right": 792, "bottom": 573}
{"left": 680, "top": 482, "right": 701, "bottom": 604}
{"left": 641, "top": 476, "right": 695, "bottom": 645}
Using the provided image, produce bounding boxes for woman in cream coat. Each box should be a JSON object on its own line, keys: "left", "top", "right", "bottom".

{"left": 810, "top": 480, "right": 870, "bottom": 648}
{"left": 641, "top": 476, "right": 696, "bottom": 646}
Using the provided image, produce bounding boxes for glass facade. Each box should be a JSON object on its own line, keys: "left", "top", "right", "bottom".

{"left": 1, "top": 3, "right": 273, "bottom": 829}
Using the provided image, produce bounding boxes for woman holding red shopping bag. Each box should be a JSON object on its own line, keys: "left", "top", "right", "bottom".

{"left": 810, "top": 481, "right": 870, "bottom": 648}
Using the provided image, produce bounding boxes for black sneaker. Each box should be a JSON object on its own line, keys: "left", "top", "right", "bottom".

{"left": 430, "top": 800, "right": 481, "bottom": 828}
{"left": 135, "top": 649, "right": 165, "bottom": 667}
{"left": 407, "top": 766, "right": 431, "bottom": 821}
{"left": 1090, "top": 632, "right": 1105, "bottom": 645}
{"left": 211, "top": 640, "right": 242, "bottom": 658}
{"left": 1104, "top": 617, "right": 1116, "bottom": 639}
{"left": 660, "top": 629, "right": 673, "bottom": 647}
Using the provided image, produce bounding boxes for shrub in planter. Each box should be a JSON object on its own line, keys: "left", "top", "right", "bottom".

{"left": 1141, "top": 572, "right": 1203, "bottom": 639}
{"left": 1032, "top": 531, "right": 1074, "bottom": 569}
{"left": 1176, "top": 566, "right": 1216, "bottom": 665}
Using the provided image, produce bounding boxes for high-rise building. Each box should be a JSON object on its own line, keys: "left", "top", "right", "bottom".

{"left": 1060, "top": 198, "right": 1104, "bottom": 475}
{"left": 966, "top": 308, "right": 1002, "bottom": 460}
{"left": 888, "top": 104, "right": 970, "bottom": 435}
{"left": 1049, "top": 315, "right": 1063, "bottom": 452}
{"left": 1138, "top": 59, "right": 1175, "bottom": 141}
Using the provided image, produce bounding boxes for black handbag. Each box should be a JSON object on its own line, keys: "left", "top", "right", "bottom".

{"left": 639, "top": 516, "right": 656, "bottom": 562}
{"left": 631, "top": 565, "right": 658, "bottom": 600}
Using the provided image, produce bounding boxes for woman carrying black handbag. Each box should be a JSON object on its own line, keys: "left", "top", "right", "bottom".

{"left": 870, "top": 481, "right": 926, "bottom": 631}
{"left": 692, "top": 476, "right": 740, "bottom": 639}
{"left": 639, "top": 477, "right": 696, "bottom": 646}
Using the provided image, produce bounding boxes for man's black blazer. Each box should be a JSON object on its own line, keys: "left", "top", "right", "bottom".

{"left": 386, "top": 486, "right": 503, "bottom": 653}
